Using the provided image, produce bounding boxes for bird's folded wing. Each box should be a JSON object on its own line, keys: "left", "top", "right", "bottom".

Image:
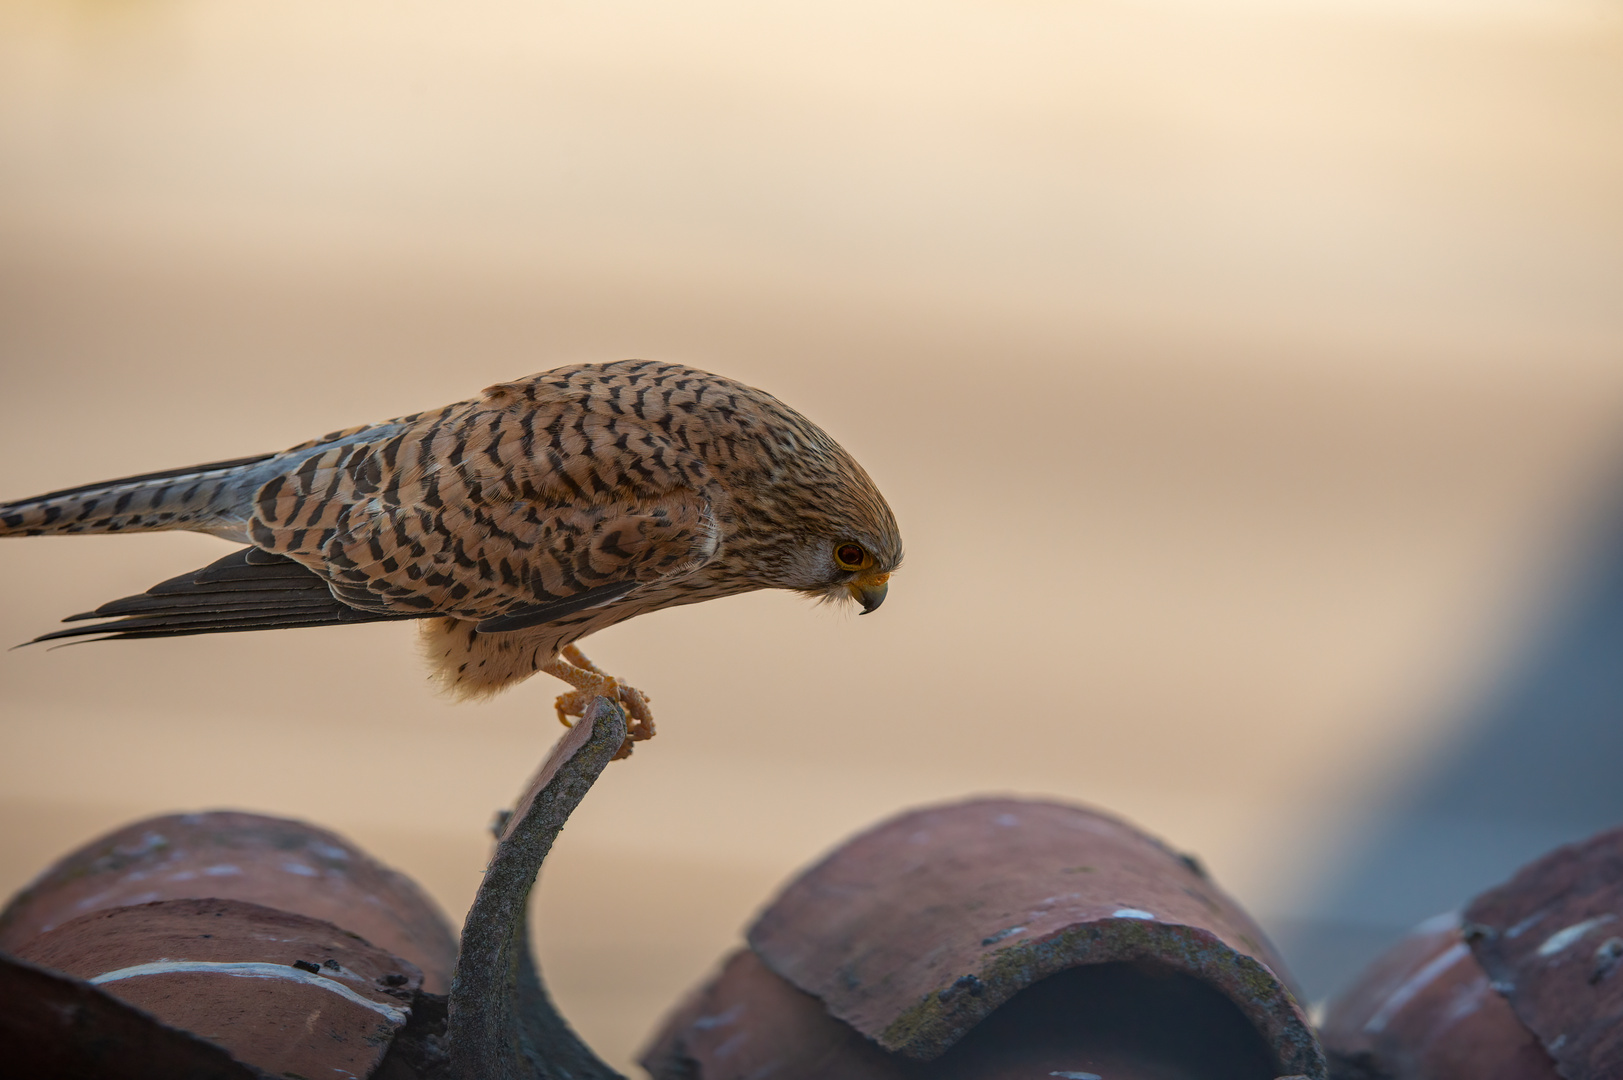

{"left": 229, "top": 397, "right": 722, "bottom": 630}
{"left": 253, "top": 467, "right": 719, "bottom": 630}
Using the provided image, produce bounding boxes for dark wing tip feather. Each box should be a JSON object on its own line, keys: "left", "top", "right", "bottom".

{"left": 473, "top": 581, "right": 639, "bottom": 634}
{"left": 26, "top": 546, "right": 426, "bottom": 645}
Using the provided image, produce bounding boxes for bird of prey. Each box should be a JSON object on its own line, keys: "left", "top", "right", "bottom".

{"left": 1, "top": 360, "right": 901, "bottom": 756}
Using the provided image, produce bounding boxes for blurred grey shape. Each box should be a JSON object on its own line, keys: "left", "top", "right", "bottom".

{"left": 1275, "top": 481, "right": 1623, "bottom": 1001}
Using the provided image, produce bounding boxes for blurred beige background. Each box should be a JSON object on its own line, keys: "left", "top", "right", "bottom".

{"left": 2, "top": 0, "right": 1622, "bottom": 1069}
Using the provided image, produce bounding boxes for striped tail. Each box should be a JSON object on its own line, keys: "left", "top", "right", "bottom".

{"left": 0, "top": 453, "right": 279, "bottom": 540}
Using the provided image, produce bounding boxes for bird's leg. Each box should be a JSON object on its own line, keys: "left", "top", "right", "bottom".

{"left": 559, "top": 643, "right": 605, "bottom": 677}
{"left": 538, "top": 644, "right": 655, "bottom": 759}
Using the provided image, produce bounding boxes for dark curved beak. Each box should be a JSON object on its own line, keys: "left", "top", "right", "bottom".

{"left": 852, "top": 579, "right": 889, "bottom": 615}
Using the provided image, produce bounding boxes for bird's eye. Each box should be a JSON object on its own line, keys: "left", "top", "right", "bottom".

{"left": 834, "top": 543, "right": 870, "bottom": 572}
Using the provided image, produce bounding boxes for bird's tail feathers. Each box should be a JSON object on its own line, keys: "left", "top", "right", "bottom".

{"left": 0, "top": 453, "right": 278, "bottom": 540}
{"left": 1, "top": 421, "right": 411, "bottom": 541}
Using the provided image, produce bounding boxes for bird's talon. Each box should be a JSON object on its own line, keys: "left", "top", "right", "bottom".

{"left": 542, "top": 650, "right": 655, "bottom": 758}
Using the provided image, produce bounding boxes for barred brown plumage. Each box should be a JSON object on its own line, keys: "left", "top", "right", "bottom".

{"left": 1, "top": 360, "right": 902, "bottom": 756}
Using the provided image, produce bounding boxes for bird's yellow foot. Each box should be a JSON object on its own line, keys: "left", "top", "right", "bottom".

{"left": 541, "top": 645, "right": 655, "bottom": 759}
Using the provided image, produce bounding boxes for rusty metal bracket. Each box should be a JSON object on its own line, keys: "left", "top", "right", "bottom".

{"left": 445, "top": 697, "right": 629, "bottom": 1080}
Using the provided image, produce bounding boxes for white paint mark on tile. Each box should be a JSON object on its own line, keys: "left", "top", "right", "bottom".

{"left": 89, "top": 961, "right": 407, "bottom": 1023}
{"left": 1537, "top": 915, "right": 1615, "bottom": 958}
{"left": 693, "top": 1003, "right": 744, "bottom": 1031}
{"left": 1411, "top": 911, "right": 1459, "bottom": 936}
{"left": 981, "top": 926, "right": 1026, "bottom": 945}
{"left": 1364, "top": 941, "right": 1470, "bottom": 1034}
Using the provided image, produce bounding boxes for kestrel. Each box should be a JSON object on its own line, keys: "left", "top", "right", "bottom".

{"left": 2, "top": 360, "right": 900, "bottom": 756}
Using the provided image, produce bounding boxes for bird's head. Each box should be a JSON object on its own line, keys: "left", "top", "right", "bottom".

{"left": 699, "top": 376, "right": 902, "bottom": 612}
{"left": 773, "top": 449, "right": 902, "bottom": 615}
